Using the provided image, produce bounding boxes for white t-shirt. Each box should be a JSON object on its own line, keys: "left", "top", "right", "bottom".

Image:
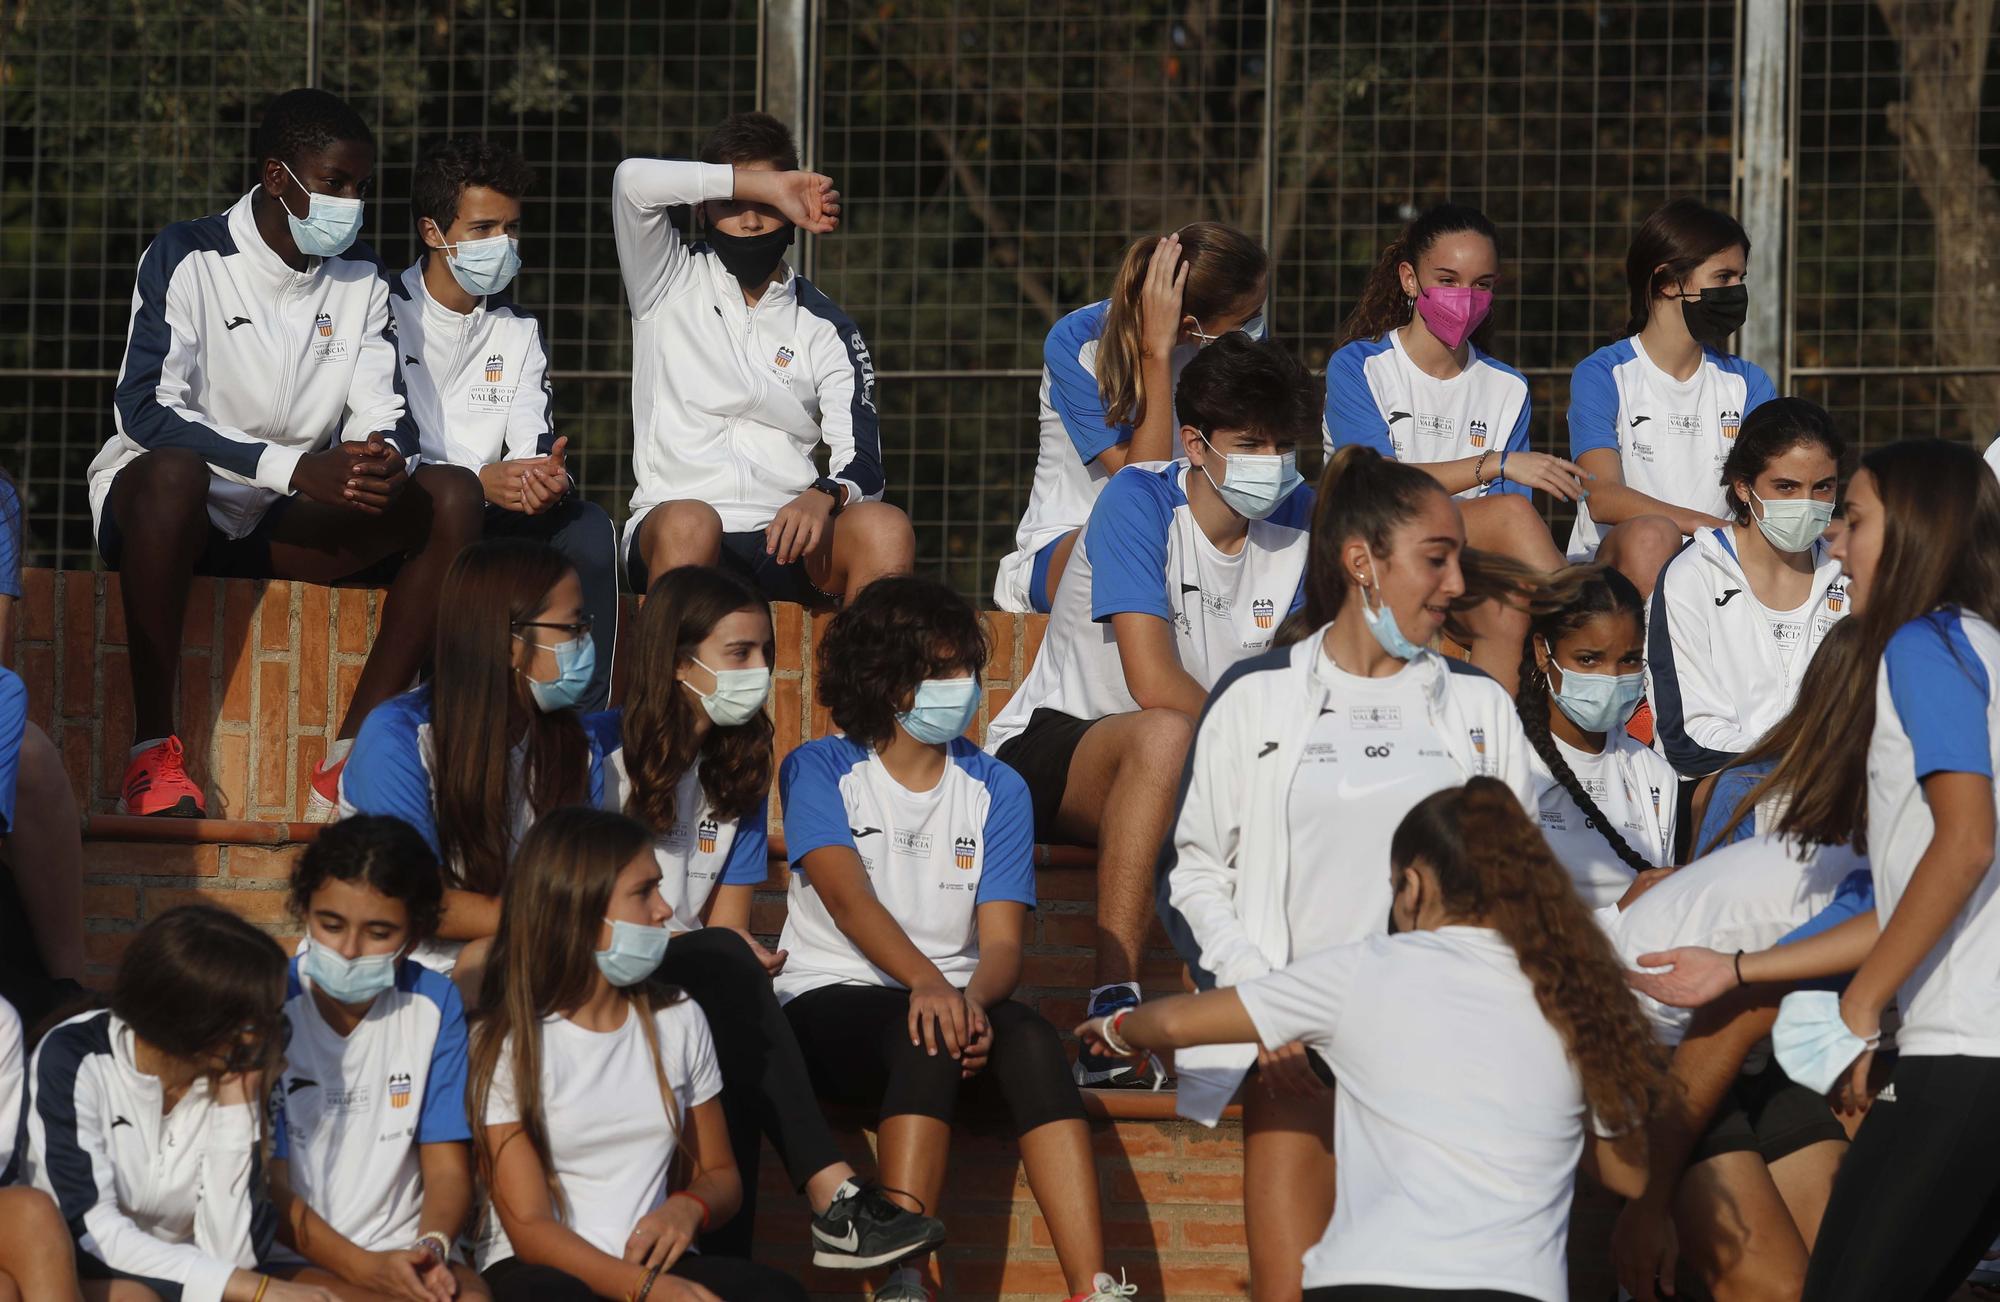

{"left": 1238, "top": 929, "right": 1591, "bottom": 1302}
{"left": 1283, "top": 651, "right": 1463, "bottom": 947}
{"left": 0, "top": 995, "right": 20, "bottom": 1182}
{"left": 273, "top": 958, "right": 471, "bottom": 1256}
{"left": 774, "top": 736, "right": 1037, "bottom": 1002}
{"left": 987, "top": 461, "right": 1312, "bottom": 750}
{"left": 588, "top": 711, "right": 772, "bottom": 933}
{"left": 1866, "top": 608, "right": 2000, "bottom": 1055}
{"left": 1530, "top": 731, "right": 1677, "bottom": 910}
{"left": 1321, "top": 330, "right": 1534, "bottom": 503}
{"left": 1564, "top": 336, "right": 1776, "bottom": 560}
{"left": 1609, "top": 834, "right": 1866, "bottom": 1045}
{"left": 478, "top": 1000, "right": 723, "bottom": 1270}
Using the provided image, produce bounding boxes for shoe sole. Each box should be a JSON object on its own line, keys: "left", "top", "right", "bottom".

{"left": 812, "top": 1223, "right": 948, "bottom": 1271}
{"left": 118, "top": 795, "right": 203, "bottom": 818}
{"left": 303, "top": 786, "right": 340, "bottom": 824}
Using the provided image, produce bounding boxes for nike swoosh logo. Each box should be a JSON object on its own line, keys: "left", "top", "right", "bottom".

{"left": 1257, "top": 741, "right": 1279, "bottom": 758}
{"left": 223, "top": 316, "right": 252, "bottom": 331}
{"left": 1715, "top": 588, "right": 1742, "bottom": 607}
{"left": 1629, "top": 415, "right": 1650, "bottom": 427}
{"left": 850, "top": 827, "right": 882, "bottom": 839}
{"left": 404, "top": 355, "right": 420, "bottom": 366}
{"left": 814, "top": 1223, "right": 862, "bottom": 1252}
{"left": 1333, "top": 776, "right": 1412, "bottom": 801}
{"left": 1388, "top": 410, "right": 1412, "bottom": 424}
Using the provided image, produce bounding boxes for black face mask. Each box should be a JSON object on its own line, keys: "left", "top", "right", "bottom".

{"left": 706, "top": 223, "right": 795, "bottom": 287}
{"left": 1680, "top": 282, "right": 1749, "bottom": 348}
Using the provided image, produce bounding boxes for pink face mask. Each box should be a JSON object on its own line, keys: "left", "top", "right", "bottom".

{"left": 1413, "top": 285, "right": 1494, "bottom": 350}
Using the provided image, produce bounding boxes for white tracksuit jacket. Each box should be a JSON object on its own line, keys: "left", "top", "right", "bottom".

{"left": 24, "top": 1011, "right": 269, "bottom": 1302}
{"left": 1648, "top": 527, "right": 1847, "bottom": 777}
{"left": 1156, "top": 634, "right": 1537, "bottom": 1124}
{"left": 90, "top": 190, "right": 414, "bottom": 540}
{"left": 611, "top": 158, "right": 884, "bottom": 544}
{"left": 387, "top": 260, "right": 554, "bottom": 470}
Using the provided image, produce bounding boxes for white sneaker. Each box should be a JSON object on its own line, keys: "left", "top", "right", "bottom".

{"left": 1071, "top": 1270, "right": 1140, "bottom": 1301}
{"left": 872, "top": 1265, "right": 934, "bottom": 1301}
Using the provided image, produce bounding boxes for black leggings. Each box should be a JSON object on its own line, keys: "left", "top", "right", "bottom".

{"left": 655, "top": 928, "right": 848, "bottom": 1257}
{"left": 783, "top": 984, "right": 1086, "bottom": 1134}
{"left": 482, "top": 1252, "right": 807, "bottom": 1302}
{"left": 1803, "top": 1054, "right": 2000, "bottom": 1301}
{"left": 1303, "top": 1289, "right": 1534, "bottom": 1301}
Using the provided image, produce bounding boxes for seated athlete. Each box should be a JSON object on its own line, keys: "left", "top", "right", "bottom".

{"left": 89, "top": 87, "right": 481, "bottom": 818}
{"left": 615, "top": 110, "right": 912, "bottom": 605}
{"left": 986, "top": 333, "right": 1318, "bottom": 1087}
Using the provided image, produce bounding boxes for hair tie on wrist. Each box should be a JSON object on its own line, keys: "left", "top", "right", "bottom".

{"left": 1733, "top": 950, "right": 1746, "bottom": 987}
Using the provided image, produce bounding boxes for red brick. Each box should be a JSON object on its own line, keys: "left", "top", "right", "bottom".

{"left": 336, "top": 588, "right": 373, "bottom": 655}
{"left": 60, "top": 574, "right": 96, "bottom": 717}
{"left": 213, "top": 731, "right": 251, "bottom": 819}
{"left": 944, "top": 1154, "right": 1030, "bottom": 1202}
{"left": 748, "top": 897, "right": 788, "bottom": 936}
{"left": 59, "top": 723, "right": 93, "bottom": 808}
{"left": 1109, "top": 1167, "right": 1246, "bottom": 1205}
{"left": 809, "top": 696, "right": 833, "bottom": 740}
{"left": 1180, "top": 1128, "right": 1247, "bottom": 1161}
{"left": 294, "top": 734, "right": 326, "bottom": 822}
{"left": 946, "top": 1259, "right": 1071, "bottom": 1298}
{"left": 145, "top": 884, "right": 293, "bottom": 924}
{"left": 1036, "top": 995, "right": 1087, "bottom": 1030}
{"left": 21, "top": 567, "right": 55, "bottom": 641}
{"left": 101, "top": 572, "right": 126, "bottom": 645}
{"left": 1156, "top": 1265, "right": 1254, "bottom": 1296}
{"left": 1037, "top": 868, "right": 1098, "bottom": 901}
{"left": 219, "top": 634, "right": 255, "bottom": 725}
{"left": 258, "top": 581, "right": 292, "bottom": 652}
{"left": 225, "top": 845, "right": 306, "bottom": 880}
{"left": 1181, "top": 1215, "right": 1248, "bottom": 1250}
{"left": 1031, "top": 1210, "right": 1167, "bottom": 1250}
{"left": 1095, "top": 1121, "right": 1177, "bottom": 1159}
{"left": 335, "top": 663, "right": 363, "bottom": 731}
{"left": 19, "top": 645, "right": 54, "bottom": 732}
{"left": 85, "top": 931, "right": 136, "bottom": 970}
{"left": 98, "top": 651, "right": 132, "bottom": 800}
{"left": 1024, "top": 613, "right": 1049, "bottom": 674}
{"left": 182, "top": 577, "right": 218, "bottom": 650}
{"left": 980, "top": 610, "right": 1020, "bottom": 683}
{"left": 81, "top": 884, "right": 139, "bottom": 921}
{"left": 1140, "top": 952, "right": 1191, "bottom": 983}
{"left": 1039, "top": 910, "right": 1098, "bottom": 949}
{"left": 1020, "top": 952, "right": 1094, "bottom": 989}
{"left": 222, "top": 580, "right": 258, "bottom": 669}
{"left": 770, "top": 676, "right": 805, "bottom": 753}
{"left": 255, "top": 661, "right": 290, "bottom": 810}
{"left": 298, "top": 584, "right": 330, "bottom": 728}
{"left": 179, "top": 653, "right": 214, "bottom": 761}
{"left": 85, "top": 842, "right": 220, "bottom": 877}
{"left": 938, "top": 1211, "right": 1021, "bottom": 1248}
{"left": 982, "top": 684, "right": 1014, "bottom": 733}
{"left": 773, "top": 602, "right": 805, "bottom": 672}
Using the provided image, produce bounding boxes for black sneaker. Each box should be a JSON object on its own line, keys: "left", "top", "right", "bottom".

{"left": 811, "top": 1183, "right": 946, "bottom": 1271}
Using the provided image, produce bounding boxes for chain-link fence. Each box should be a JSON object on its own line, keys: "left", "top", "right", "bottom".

{"left": 5, "top": 0, "right": 1996, "bottom": 598}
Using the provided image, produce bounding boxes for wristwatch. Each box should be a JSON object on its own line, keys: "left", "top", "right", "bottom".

{"left": 810, "top": 476, "right": 846, "bottom": 516}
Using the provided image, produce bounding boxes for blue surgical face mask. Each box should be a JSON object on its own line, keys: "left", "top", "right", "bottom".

{"left": 440, "top": 233, "right": 522, "bottom": 297}
{"left": 595, "top": 917, "right": 671, "bottom": 988}
{"left": 1773, "top": 989, "right": 1880, "bottom": 1094}
{"left": 1198, "top": 435, "right": 1302, "bottom": 522}
{"left": 516, "top": 632, "right": 596, "bottom": 714}
{"left": 1359, "top": 561, "right": 1426, "bottom": 660}
{"left": 1545, "top": 642, "right": 1646, "bottom": 734}
{"left": 303, "top": 943, "right": 398, "bottom": 1006}
{"left": 897, "top": 676, "right": 981, "bottom": 745}
{"left": 685, "top": 657, "right": 771, "bottom": 728}
{"left": 1750, "top": 490, "right": 1835, "bottom": 554}
{"left": 280, "top": 160, "right": 365, "bottom": 258}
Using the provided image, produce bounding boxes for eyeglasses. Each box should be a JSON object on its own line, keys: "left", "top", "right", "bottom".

{"left": 512, "top": 617, "right": 594, "bottom": 639}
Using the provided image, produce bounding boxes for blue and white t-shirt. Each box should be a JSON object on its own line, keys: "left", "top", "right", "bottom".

{"left": 272, "top": 957, "right": 470, "bottom": 1257}
{"left": 1321, "top": 331, "right": 1532, "bottom": 501}
{"left": 773, "top": 735, "right": 1037, "bottom": 1002}
{"left": 1867, "top": 608, "right": 2000, "bottom": 1056}
{"left": 986, "top": 462, "right": 1312, "bottom": 750}
{"left": 0, "top": 668, "right": 26, "bottom": 837}
{"left": 1565, "top": 336, "right": 1775, "bottom": 559}
{"left": 585, "top": 710, "right": 770, "bottom": 933}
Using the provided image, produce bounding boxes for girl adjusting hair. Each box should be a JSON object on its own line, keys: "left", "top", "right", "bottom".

{"left": 1517, "top": 563, "right": 1678, "bottom": 911}
{"left": 586, "top": 565, "right": 944, "bottom": 1268}
{"left": 994, "top": 222, "right": 1267, "bottom": 613}
{"left": 266, "top": 815, "right": 489, "bottom": 1300}
{"left": 1649, "top": 397, "right": 1846, "bottom": 782}
{"left": 1115, "top": 782, "right": 1662, "bottom": 1302}
{"left": 340, "top": 538, "right": 607, "bottom": 988}
{"left": 1156, "top": 444, "right": 1535, "bottom": 1301}
{"left": 1566, "top": 199, "right": 1778, "bottom": 597}
{"left": 469, "top": 807, "right": 807, "bottom": 1302}
{"left": 777, "top": 577, "right": 1137, "bottom": 1302}
{"left": 25, "top": 906, "right": 330, "bottom": 1302}
{"left": 0, "top": 992, "right": 86, "bottom": 1302}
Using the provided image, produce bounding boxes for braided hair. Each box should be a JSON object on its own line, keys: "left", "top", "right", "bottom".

{"left": 1514, "top": 564, "right": 1654, "bottom": 877}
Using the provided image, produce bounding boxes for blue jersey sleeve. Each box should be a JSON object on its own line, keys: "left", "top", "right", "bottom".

{"left": 1738, "top": 357, "right": 1777, "bottom": 415}
{"left": 779, "top": 740, "right": 862, "bottom": 867}
{"left": 1087, "top": 469, "right": 1176, "bottom": 622}
{"left": 0, "top": 671, "right": 24, "bottom": 838}
{"left": 971, "top": 753, "right": 1037, "bottom": 909}
{"left": 415, "top": 967, "right": 473, "bottom": 1145}
{"left": 1779, "top": 870, "right": 1875, "bottom": 948}
{"left": 1490, "top": 377, "right": 1534, "bottom": 499}
{"left": 0, "top": 475, "right": 21, "bottom": 600}
{"left": 1322, "top": 342, "right": 1394, "bottom": 456}
{"left": 1566, "top": 348, "right": 1622, "bottom": 459}
{"left": 340, "top": 694, "right": 442, "bottom": 859}
{"left": 1885, "top": 612, "right": 1994, "bottom": 780}
{"left": 1044, "top": 306, "right": 1126, "bottom": 465}
{"left": 1695, "top": 761, "right": 1770, "bottom": 852}
{"left": 720, "top": 792, "right": 772, "bottom": 886}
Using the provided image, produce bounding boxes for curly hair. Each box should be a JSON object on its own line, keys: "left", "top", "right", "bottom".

{"left": 287, "top": 814, "right": 446, "bottom": 946}
{"left": 255, "top": 88, "right": 373, "bottom": 168}
{"left": 411, "top": 135, "right": 536, "bottom": 239}
{"left": 1391, "top": 779, "right": 1665, "bottom": 1135}
{"left": 816, "top": 576, "right": 986, "bottom": 749}
{"left": 1516, "top": 564, "right": 1655, "bottom": 877}
{"left": 1174, "top": 333, "right": 1320, "bottom": 451}
{"left": 622, "top": 566, "right": 774, "bottom": 833}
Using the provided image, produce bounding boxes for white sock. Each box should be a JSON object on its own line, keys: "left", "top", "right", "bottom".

{"left": 324, "top": 737, "right": 354, "bottom": 767}
{"left": 130, "top": 738, "right": 168, "bottom": 759}
{"left": 833, "top": 1178, "right": 862, "bottom": 1203}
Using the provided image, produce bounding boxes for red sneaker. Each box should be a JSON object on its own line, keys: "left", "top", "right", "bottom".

{"left": 305, "top": 754, "right": 346, "bottom": 823}
{"left": 120, "top": 737, "right": 205, "bottom": 818}
{"left": 1627, "top": 697, "right": 1655, "bottom": 748}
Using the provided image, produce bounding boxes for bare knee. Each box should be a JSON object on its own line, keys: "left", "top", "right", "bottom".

{"left": 412, "top": 464, "right": 484, "bottom": 543}
{"left": 1610, "top": 514, "right": 1684, "bottom": 597}
{"left": 840, "top": 501, "right": 915, "bottom": 569}
{"left": 115, "top": 449, "right": 209, "bottom": 528}
{"left": 642, "top": 500, "right": 724, "bottom": 570}
{"left": 1119, "top": 708, "right": 1194, "bottom": 784}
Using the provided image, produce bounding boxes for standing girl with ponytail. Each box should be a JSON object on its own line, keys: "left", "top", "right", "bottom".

{"left": 994, "top": 223, "right": 1267, "bottom": 613}
{"left": 1515, "top": 564, "right": 1678, "bottom": 910}
{"left": 1157, "top": 444, "right": 1535, "bottom": 1302}
{"left": 1122, "top": 781, "right": 1661, "bottom": 1302}
{"left": 1566, "top": 199, "right": 1778, "bottom": 595}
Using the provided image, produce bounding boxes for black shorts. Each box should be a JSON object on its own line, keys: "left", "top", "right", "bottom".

{"left": 625, "top": 518, "right": 836, "bottom": 607}
{"left": 77, "top": 1249, "right": 184, "bottom": 1300}
{"left": 1690, "top": 1060, "right": 1847, "bottom": 1166}
{"left": 992, "top": 708, "right": 1098, "bottom": 841}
